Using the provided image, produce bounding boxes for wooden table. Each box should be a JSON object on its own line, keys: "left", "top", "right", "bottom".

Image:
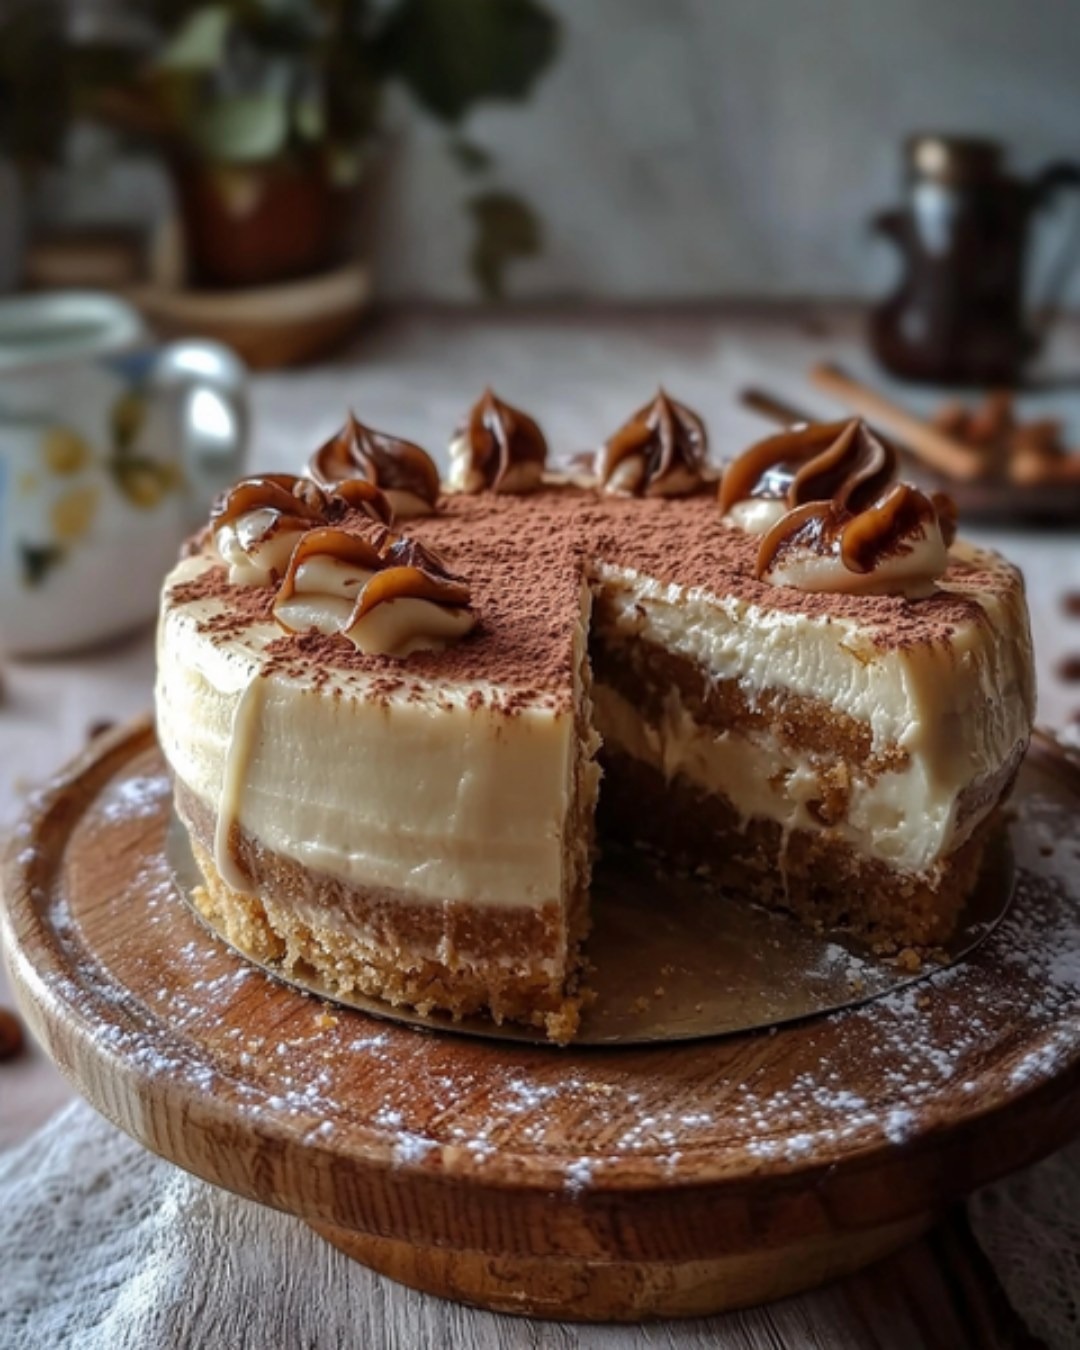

{"left": 2, "top": 305, "right": 1078, "bottom": 1345}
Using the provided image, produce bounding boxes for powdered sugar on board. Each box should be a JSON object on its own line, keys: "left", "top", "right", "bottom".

{"left": 19, "top": 740, "right": 1080, "bottom": 1197}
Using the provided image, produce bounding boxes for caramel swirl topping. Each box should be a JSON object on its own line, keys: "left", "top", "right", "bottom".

{"left": 308, "top": 414, "right": 441, "bottom": 518}
{"left": 331, "top": 477, "right": 395, "bottom": 528}
{"left": 212, "top": 473, "right": 326, "bottom": 532}
{"left": 597, "top": 390, "right": 707, "bottom": 497}
{"left": 754, "top": 479, "right": 956, "bottom": 599}
{"left": 272, "top": 527, "right": 476, "bottom": 656}
{"left": 274, "top": 528, "right": 384, "bottom": 613}
{"left": 718, "top": 418, "right": 896, "bottom": 517}
{"left": 448, "top": 389, "right": 547, "bottom": 494}
{"left": 722, "top": 420, "right": 956, "bottom": 598}
{"left": 211, "top": 473, "right": 392, "bottom": 585}
{"left": 211, "top": 474, "right": 328, "bottom": 586}
{"left": 354, "top": 536, "right": 472, "bottom": 619}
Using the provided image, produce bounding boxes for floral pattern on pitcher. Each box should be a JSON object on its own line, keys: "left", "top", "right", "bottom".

{"left": 13, "top": 377, "right": 186, "bottom": 590}
{"left": 0, "top": 291, "right": 248, "bottom": 655}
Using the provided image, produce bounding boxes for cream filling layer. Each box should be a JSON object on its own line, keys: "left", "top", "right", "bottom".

{"left": 593, "top": 682, "right": 995, "bottom": 873}
{"left": 591, "top": 542, "right": 1034, "bottom": 808}
{"left": 157, "top": 560, "right": 579, "bottom": 910}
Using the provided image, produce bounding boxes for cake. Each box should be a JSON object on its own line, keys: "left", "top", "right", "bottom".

{"left": 155, "top": 392, "right": 1035, "bottom": 1041}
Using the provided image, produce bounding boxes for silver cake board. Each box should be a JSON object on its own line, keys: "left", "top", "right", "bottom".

{"left": 167, "top": 815, "right": 1014, "bottom": 1047}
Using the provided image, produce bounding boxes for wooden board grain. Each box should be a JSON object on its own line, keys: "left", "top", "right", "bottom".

{"left": 4, "top": 718, "right": 1080, "bottom": 1322}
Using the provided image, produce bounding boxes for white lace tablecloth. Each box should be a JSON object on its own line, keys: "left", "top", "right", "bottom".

{"left": 3, "top": 307, "right": 1080, "bottom": 1349}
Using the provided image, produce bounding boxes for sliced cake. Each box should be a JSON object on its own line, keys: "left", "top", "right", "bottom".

{"left": 155, "top": 395, "right": 1035, "bottom": 1040}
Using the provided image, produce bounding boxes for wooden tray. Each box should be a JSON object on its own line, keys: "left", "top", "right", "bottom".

{"left": 5, "top": 718, "right": 1080, "bottom": 1322}
{"left": 133, "top": 261, "right": 371, "bottom": 371}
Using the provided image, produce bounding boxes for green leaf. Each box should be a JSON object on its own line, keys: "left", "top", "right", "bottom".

{"left": 157, "top": 5, "right": 232, "bottom": 72}
{"left": 19, "top": 542, "right": 64, "bottom": 587}
{"left": 190, "top": 92, "right": 290, "bottom": 163}
{"left": 448, "top": 137, "right": 493, "bottom": 174}
{"left": 467, "top": 189, "right": 541, "bottom": 299}
{"left": 376, "top": 0, "right": 559, "bottom": 123}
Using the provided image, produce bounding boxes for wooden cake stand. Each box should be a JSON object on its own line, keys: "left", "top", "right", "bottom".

{"left": 4, "top": 718, "right": 1080, "bottom": 1322}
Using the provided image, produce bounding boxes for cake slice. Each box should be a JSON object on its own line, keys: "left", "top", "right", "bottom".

{"left": 588, "top": 538, "right": 1030, "bottom": 948}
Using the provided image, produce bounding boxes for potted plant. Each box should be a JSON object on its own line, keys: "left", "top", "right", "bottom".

{"left": 98, "top": 0, "right": 559, "bottom": 295}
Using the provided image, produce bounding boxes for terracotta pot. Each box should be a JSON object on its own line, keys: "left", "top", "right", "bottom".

{"left": 171, "top": 154, "right": 346, "bottom": 289}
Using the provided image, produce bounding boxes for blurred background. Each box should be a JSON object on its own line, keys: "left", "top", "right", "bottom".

{"left": 6, "top": 0, "right": 1080, "bottom": 306}
{"left": 0, "top": 0, "right": 1078, "bottom": 782}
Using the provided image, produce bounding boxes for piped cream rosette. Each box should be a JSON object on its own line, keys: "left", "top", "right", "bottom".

{"left": 595, "top": 389, "right": 708, "bottom": 498}
{"left": 308, "top": 414, "right": 441, "bottom": 520}
{"left": 211, "top": 474, "right": 393, "bottom": 586}
{"left": 447, "top": 388, "right": 547, "bottom": 494}
{"left": 272, "top": 528, "right": 476, "bottom": 657}
{"left": 212, "top": 475, "right": 328, "bottom": 585}
{"left": 718, "top": 419, "right": 958, "bottom": 599}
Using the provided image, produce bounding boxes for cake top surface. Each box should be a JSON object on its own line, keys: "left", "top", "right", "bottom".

{"left": 165, "top": 483, "right": 1024, "bottom": 707}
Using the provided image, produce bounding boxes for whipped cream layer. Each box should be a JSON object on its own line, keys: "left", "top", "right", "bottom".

{"left": 592, "top": 540, "right": 1034, "bottom": 873}
{"left": 158, "top": 555, "right": 581, "bottom": 909}
{"left": 593, "top": 683, "right": 1009, "bottom": 874}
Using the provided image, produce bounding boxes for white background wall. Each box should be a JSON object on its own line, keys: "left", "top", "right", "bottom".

{"left": 36, "top": 0, "right": 1080, "bottom": 304}
{"left": 373, "top": 0, "right": 1080, "bottom": 302}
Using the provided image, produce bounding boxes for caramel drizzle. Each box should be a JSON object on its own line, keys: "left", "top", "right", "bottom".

{"left": 598, "top": 389, "right": 707, "bottom": 495}
{"left": 274, "top": 527, "right": 472, "bottom": 636}
{"left": 212, "top": 472, "right": 392, "bottom": 535}
{"left": 460, "top": 388, "right": 547, "bottom": 489}
{"left": 309, "top": 413, "right": 441, "bottom": 508}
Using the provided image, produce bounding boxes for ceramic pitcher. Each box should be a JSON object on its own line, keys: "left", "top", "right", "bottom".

{"left": 870, "top": 135, "right": 1080, "bottom": 384}
{"left": 0, "top": 291, "right": 248, "bottom": 655}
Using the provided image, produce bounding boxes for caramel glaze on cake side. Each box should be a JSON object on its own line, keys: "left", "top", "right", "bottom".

{"left": 156, "top": 408, "right": 1035, "bottom": 1041}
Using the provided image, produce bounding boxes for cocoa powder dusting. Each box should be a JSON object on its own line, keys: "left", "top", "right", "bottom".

{"left": 165, "top": 487, "right": 1017, "bottom": 701}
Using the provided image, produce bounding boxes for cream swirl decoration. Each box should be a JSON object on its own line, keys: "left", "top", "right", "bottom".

{"left": 447, "top": 388, "right": 547, "bottom": 494}
{"left": 308, "top": 414, "right": 441, "bottom": 520}
{"left": 596, "top": 389, "right": 707, "bottom": 497}
{"left": 272, "top": 528, "right": 476, "bottom": 656}
{"left": 211, "top": 474, "right": 392, "bottom": 585}
{"left": 211, "top": 475, "right": 329, "bottom": 585}
{"left": 719, "top": 419, "right": 958, "bottom": 598}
